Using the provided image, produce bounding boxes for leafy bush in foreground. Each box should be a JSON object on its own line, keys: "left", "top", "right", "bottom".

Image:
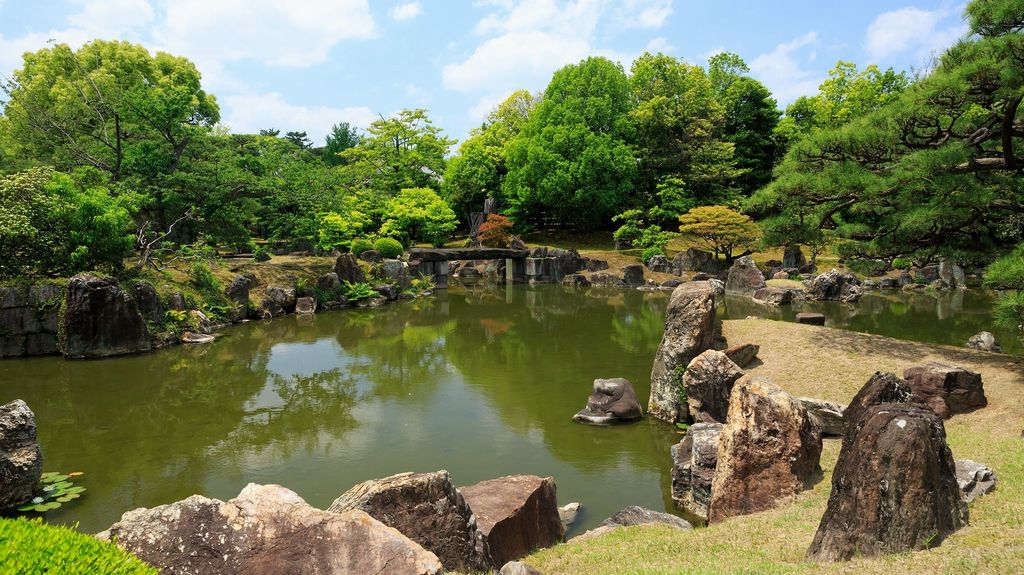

{"left": 0, "top": 517, "right": 156, "bottom": 574}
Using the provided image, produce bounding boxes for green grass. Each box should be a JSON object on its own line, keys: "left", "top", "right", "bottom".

{"left": 0, "top": 517, "right": 156, "bottom": 574}
{"left": 521, "top": 319, "right": 1024, "bottom": 575}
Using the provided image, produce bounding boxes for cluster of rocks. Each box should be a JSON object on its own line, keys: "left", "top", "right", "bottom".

{"left": 99, "top": 470, "right": 567, "bottom": 575}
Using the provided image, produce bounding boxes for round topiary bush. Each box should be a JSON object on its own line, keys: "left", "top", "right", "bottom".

{"left": 0, "top": 517, "right": 156, "bottom": 574}
{"left": 374, "top": 237, "right": 404, "bottom": 259}
{"left": 349, "top": 238, "right": 374, "bottom": 256}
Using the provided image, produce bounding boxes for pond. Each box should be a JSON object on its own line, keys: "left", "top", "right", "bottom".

{"left": 0, "top": 284, "right": 1018, "bottom": 536}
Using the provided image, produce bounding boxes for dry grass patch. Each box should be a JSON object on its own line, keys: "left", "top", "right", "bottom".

{"left": 526, "top": 319, "right": 1024, "bottom": 575}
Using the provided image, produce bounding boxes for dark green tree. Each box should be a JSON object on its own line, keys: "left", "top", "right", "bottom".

{"left": 323, "top": 122, "right": 360, "bottom": 166}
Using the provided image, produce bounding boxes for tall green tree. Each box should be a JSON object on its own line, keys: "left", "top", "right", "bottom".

{"left": 442, "top": 89, "right": 535, "bottom": 220}
{"left": 504, "top": 57, "right": 636, "bottom": 230}
{"left": 323, "top": 122, "right": 360, "bottom": 166}
{"left": 750, "top": 0, "right": 1021, "bottom": 268}
{"left": 0, "top": 40, "right": 218, "bottom": 182}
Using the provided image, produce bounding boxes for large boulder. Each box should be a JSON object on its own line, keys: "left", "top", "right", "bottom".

{"left": 295, "top": 296, "right": 317, "bottom": 315}
{"left": 708, "top": 376, "right": 822, "bottom": 523}
{"left": 798, "top": 397, "right": 846, "bottom": 437}
{"left": 334, "top": 253, "right": 367, "bottom": 284}
{"left": 62, "top": 274, "right": 151, "bottom": 359}
{"left": 261, "top": 285, "right": 297, "bottom": 317}
{"left": 724, "top": 343, "right": 759, "bottom": 368}
{"left": 672, "top": 248, "right": 721, "bottom": 274}
{"left": 0, "top": 400, "right": 42, "bottom": 511}
{"left": 226, "top": 275, "right": 252, "bottom": 321}
{"left": 938, "top": 261, "right": 966, "bottom": 289}
{"left": 783, "top": 245, "right": 807, "bottom": 269}
{"left": 955, "top": 459, "right": 997, "bottom": 503}
{"left": 752, "top": 287, "right": 792, "bottom": 306}
{"left": 903, "top": 362, "right": 987, "bottom": 419}
{"left": 805, "top": 270, "right": 861, "bottom": 302}
{"left": 646, "top": 255, "right": 672, "bottom": 274}
{"left": 379, "top": 259, "right": 412, "bottom": 291}
{"left": 671, "top": 422, "right": 722, "bottom": 522}
{"left": 683, "top": 350, "right": 744, "bottom": 424}
{"left": 132, "top": 281, "right": 164, "bottom": 323}
{"left": 328, "top": 470, "right": 492, "bottom": 573}
{"left": 844, "top": 372, "right": 916, "bottom": 431}
{"left": 622, "top": 264, "right": 645, "bottom": 287}
{"left": 724, "top": 255, "right": 765, "bottom": 296}
{"left": 460, "top": 475, "right": 564, "bottom": 567}
{"left": 807, "top": 404, "right": 967, "bottom": 561}
{"left": 648, "top": 282, "right": 717, "bottom": 423}
{"left": 98, "top": 483, "right": 442, "bottom": 574}
{"left": 572, "top": 378, "right": 643, "bottom": 424}
{"left": 966, "top": 331, "right": 1002, "bottom": 353}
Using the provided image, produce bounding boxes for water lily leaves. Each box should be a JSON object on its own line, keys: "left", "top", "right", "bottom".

{"left": 19, "top": 471, "right": 86, "bottom": 513}
{"left": 56, "top": 494, "right": 80, "bottom": 503}
{"left": 41, "top": 474, "right": 69, "bottom": 483}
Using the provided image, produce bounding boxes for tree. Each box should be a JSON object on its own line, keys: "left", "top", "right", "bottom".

{"left": 630, "top": 52, "right": 739, "bottom": 222}
{"left": 678, "top": 205, "right": 761, "bottom": 264}
{"left": 379, "top": 187, "right": 457, "bottom": 247}
{"left": 1, "top": 40, "right": 218, "bottom": 182}
{"left": 749, "top": 0, "right": 1022, "bottom": 267}
{"left": 284, "top": 131, "right": 312, "bottom": 149}
{"left": 323, "top": 122, "right": 360, "bottom": 166}
{"left": 443, "top": 90, "right": 535, "bottom": 220}
{"left": 504, "top": 57, "right": 636, "bottom": 230}
{"left": 339, "top": 109, "right": 455, "bottom": 203}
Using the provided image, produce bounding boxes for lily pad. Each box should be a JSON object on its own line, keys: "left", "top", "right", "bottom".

{"left": 41, "top": 474, "right": 69, "bottom": 483}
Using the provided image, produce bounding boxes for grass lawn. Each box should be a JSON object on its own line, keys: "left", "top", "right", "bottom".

{"left": 521, "top": 319, "right": 1024, "bottom": 575}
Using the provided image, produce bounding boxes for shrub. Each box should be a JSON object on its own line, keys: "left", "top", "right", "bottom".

{"left": 253, "top": 245, "right": 272, "bottom": 262}
{"left": 642, "top": 246, "right": 665, "bottom": 265}
{"left": 316, "top": 209, "right": 371, "bottom": 253}
{"left": 342, "top": 281, "right": 378, "bottom": 302}
{"left": 379, "top": 188, "right": 458, "bottom": 247}
{"left": 0, "top": 517, "right": 157, "bottom": 574}
{"left": 984, "top": 243, "right": 1024, "bottom": 290}
{"left": 189, "top": 261, "right": 220, "bottom": 292}
{"left": 891, "top": 257, "right": 911, "bottom": 270}
{"left": 993, "top": 291, "right": 1024, "bottom": 331}
{"left": 350, "top": 238, "right": 374, "bottom": 256}
{"left": 478, "top": 214, "right": 513, "bottom": 247}
{"left": 374, "top": 237, "right": 404, "bottom": 259}
{"left": 612, "top": 209, "right": 644, "bottom": 247}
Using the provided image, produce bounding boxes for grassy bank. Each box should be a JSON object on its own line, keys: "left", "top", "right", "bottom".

{"left": 524, "top": 319, "right": 1024, "bottom": 575}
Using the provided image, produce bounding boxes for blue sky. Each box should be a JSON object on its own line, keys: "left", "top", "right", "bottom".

{"left": 0, "top": 1, "right": 968, "bottom": 145}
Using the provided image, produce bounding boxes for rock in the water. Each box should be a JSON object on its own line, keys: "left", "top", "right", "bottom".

{"left": 671, "top": 422, "right": 722, "bottom": 522}
{"left": 724, "top": 343, "right": 759, "bottom": 368}
{"left": 807, "top": 404, "right": 967, "bottom": 561}
{"left": 799, "top": 397, "right": 846, "bottom": 437}
{"left": 132, "top": 281, "right": 164, "bottom": 323}
{"left": 380, "top": 259, "right": 412, "bottom": 290}
{"left": 599, "top": 505, "right": 692, "bottom": 530}
{"left": 646, "top": 254, "right": 672, "bottom": 273}
{"left": 806, "top": 270, "right": 862, "bottom": 302}
{"left": 708, "top": 376, "right": 822, "bottom": 523}
{"left": 180, "top": 332, "right": 215, "bottom": 344}
{"left": 63, "top": 274, "right": 151, "bottom": 359}
{"left": 99, "top": 483, "right": 442, "bottom": 575}
{"left": 0, "top": 400, "right": 42, "bottom": 511}
{"left": 295, "top": 296, "right": 317, "bottom": 315}
{"left": 562, "top": 274, "right": 591, "bottom": 288}
{"left": 707, "top": 278, "right": 725, "bottom": 296}
{"left": 261, "top": 285, "right": 297, "bottom": 316}
{"left": 938, "top": 261, "right": 966, "bottom": 289}
{"left": 725, "top": 255, "right": 765, "bottom": 296}
{"left": 573, "top": 378, "right": 643, "bottom": 424}
{"left": 684, "top": 350, "right": 744, "bottom": 424}
{"left": 844, "top": 372, "right": 916, "bottom": 431}
{"left": 460, "top": 475, "right": 564, "bottom": 567}
{"left": 622, "top": 264, "right": 645, "bottom": 287}
{"left": 189, "top": 310, "right": 212, "bottom": 335}
{"left": 335, "top": 253, "right": 367, "bottom": 284}
{"left": 558, "top": 502, "right": 580, "bottom": 528}
{"left": 967, "top": 331, "right": 1002, "bottom": 353}
{"left": 795, "top": 312, "right": 826, "bottom": 326}
{"left": 648, "top": 283, "right": 717, "bottom": 423}
{"left": 329, "top": 470, "right": 492, "bottom": 573}
{"left": 903, "top": 362, "right": 986, "bottom": 419}
{"left": 752, "top": 286, "right": 792, "bottom": 305}
{"left": 500, "top": 561, "right": 544, "bottom": 575}
{"left": 955, "top": 459, "right": 997, "bottom": 503}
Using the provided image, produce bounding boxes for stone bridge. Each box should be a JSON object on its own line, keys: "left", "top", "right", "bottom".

{"left": 407, "top": 247, "right": 588, "bottom": 288}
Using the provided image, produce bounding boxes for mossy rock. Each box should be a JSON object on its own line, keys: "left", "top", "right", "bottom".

{"left": 0, "top": 517, "right": 156, "bottom": 574}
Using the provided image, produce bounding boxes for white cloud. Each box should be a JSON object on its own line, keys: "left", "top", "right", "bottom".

{"left": 389, "top": 2, "right": 423, "bottom": 21}
{"left": 750, "top": 31, "right": 822, "bottom": 104}
{"left": 865, "top": 6, "right": 966, "bottom": 61}
{"left": 154, "top": 0, "right": 377, "bottom": 68}
{"left": 443, "top": 30, "right": 591, "bottom": 92}
{"left": 619, "top": 0, "right": 673, "bottom": 29}
{"left": 68, "top": 0, "right": 155, "bottom": 32}
{"left": 644, "top": 36, "right": 674, "bottom": 54}
{"left": 223, "top": 92, "right": 375, "bottom": 143}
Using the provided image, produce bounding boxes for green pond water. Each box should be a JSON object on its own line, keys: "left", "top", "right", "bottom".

{"left": 0, "top": 285, "right": 1018, "bottom": 536}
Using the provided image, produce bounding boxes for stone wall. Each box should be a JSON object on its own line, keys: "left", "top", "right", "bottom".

{"left": 0, "top": 284, "right": 63, "bottom": 358}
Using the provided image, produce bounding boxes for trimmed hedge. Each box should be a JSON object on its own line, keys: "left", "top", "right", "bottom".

{"left": 0, "top": 518, "right": 156, "bottom": 574}
{"left": 350, "top": 238, "right": 374, "bottom": 257}
{"left": 374, "top": 237, "right": 404, "bottom": 259}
